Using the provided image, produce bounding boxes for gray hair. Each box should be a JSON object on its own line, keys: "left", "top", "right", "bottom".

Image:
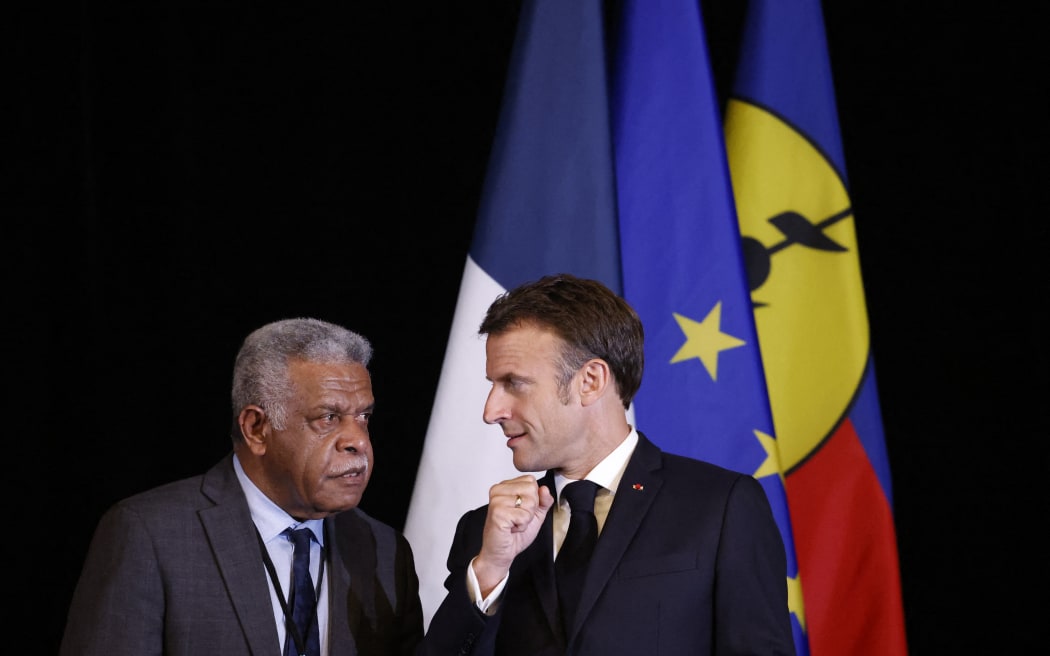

{"left": 230, "top": 318, "right": 373, "bottom": 437}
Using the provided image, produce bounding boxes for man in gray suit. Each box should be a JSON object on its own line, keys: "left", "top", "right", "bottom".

{"left": 60, "top": 318, "right": 424, "bottom": 655}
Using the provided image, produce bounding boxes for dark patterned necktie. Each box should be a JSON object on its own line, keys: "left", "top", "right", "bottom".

{"left": 283, "top": 528, "right": 321, "bottom": 656}
{"left": 555, "top": 480, "right": 600, "bottom": 634}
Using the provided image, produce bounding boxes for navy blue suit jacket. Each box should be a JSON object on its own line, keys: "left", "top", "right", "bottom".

{"left": 421, "top": 433, "right": 795, "bottom": 655}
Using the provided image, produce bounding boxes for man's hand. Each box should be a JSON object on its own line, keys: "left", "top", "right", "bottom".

{"left": 472, "top": 474, "right": 555, "bottom": 596}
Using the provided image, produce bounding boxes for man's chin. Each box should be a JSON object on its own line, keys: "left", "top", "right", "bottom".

{"left": 511, "top": 454, "right": 538, "bottom": 473}
{"left": 316, "top": 493, "right": 365, "bottom": 516}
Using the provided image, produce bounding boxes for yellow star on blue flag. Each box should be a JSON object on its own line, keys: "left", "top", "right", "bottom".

{"left": 670, "top": 302, "right": 746, "bottom": 380}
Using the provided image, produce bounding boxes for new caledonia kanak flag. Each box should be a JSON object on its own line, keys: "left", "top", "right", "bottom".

{"left": 611, "top": 1, "right": 807, "bottom": 654}
{"left": 725, "top": 0, "right": 908, "bottom": 653}
{"left": 403, "top": 0, "right": 621, "bottom": 628}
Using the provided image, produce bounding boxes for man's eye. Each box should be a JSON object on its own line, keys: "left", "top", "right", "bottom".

{"left": 314, "top": 413, "right": 341, "bottom": 426}
{"left": 311, "top": 412, "right": 370, "bottom": 428}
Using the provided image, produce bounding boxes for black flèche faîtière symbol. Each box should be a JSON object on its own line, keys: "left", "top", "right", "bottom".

{"left": 742, "top": 206, "right": 853, "bottom": 305}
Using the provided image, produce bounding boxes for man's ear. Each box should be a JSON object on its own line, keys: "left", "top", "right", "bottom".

{"left": 578, "top": 359, "right": 611, "bottom": 407}
{"left": 237, "top": 405, "right": 269, "bottom": 455}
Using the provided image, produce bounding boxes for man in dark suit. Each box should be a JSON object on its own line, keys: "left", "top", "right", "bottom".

{"left": 61, "top": 318, "right": 424, "bottom": 656}
{"left": 421, "top": 274, "right": 795, "bottom": 655}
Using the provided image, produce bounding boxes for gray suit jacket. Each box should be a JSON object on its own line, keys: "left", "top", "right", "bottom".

{"left": 60, "top": 453, "right": 423, "bottom": 656}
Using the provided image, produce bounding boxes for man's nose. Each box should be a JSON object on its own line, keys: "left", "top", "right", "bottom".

{"left": 482, "top": 388, "right": 508, "bottom": 425}
{"left": 336, "top": 421, "right": 370, "bottom": 452}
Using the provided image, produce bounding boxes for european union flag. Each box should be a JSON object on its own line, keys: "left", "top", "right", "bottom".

{"left": 611, "top": 1, "right": 807, "bottom": 653}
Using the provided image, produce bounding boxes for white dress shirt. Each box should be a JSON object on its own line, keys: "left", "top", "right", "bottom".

{"left": 234, "top": 455, "right": 329, "bottom": 656}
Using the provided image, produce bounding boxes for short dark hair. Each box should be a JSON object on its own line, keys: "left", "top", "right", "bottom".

{"left": 479, "top": 273, "right": 644, "bottom": 409}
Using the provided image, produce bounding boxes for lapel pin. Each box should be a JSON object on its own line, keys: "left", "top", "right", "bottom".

{"left": 632, "top": 483, "right": 644, "bottom": 491}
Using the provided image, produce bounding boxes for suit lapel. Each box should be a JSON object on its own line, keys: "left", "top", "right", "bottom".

{"left": 327, "top": 512, "right": 377, "bottom": 656}
{"left": 199, "top": 455, "right": 282, "bottom": 655}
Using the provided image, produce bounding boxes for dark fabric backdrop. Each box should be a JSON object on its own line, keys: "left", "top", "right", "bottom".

{"left": 10, "top": 2, "right": 1044, "bottom": 653}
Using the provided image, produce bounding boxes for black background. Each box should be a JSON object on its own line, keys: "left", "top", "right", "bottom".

{"left": 10, "top": 2, "right": 1045, "bottom": 653}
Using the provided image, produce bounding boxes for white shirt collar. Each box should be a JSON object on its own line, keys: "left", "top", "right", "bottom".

{"left": 233, "top": 453, "right": 325, "bottom": 546}
{"left": 554, "top": 426, "right": 639, "bottom": 501}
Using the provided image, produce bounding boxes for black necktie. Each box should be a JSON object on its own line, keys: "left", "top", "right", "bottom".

{"left": 284, "top": 528, "right": 321, "bottom": 656}
{"left": 556, "top": 480, "right": 599, "bottom": 634}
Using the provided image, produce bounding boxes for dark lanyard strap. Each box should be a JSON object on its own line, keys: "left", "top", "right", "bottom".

{"left": 255, "top": 528, "right": 326, "bottom": 656}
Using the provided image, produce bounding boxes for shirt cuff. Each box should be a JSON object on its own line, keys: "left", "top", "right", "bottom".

{"left": 467, "top": 556, "right": 509, "bottom": 615}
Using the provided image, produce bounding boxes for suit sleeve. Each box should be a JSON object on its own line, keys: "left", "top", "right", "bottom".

{"left": 417, "top": 508, "right": 499, "bottom": 655}
{"left": 59, "top": 503, "right": 165, "bottom": 656}
{"left": 393, "top": 532, "right": 426, "bottom": 656}
{"left": 714, "top": 475, "right": 796, "bottom": 656}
